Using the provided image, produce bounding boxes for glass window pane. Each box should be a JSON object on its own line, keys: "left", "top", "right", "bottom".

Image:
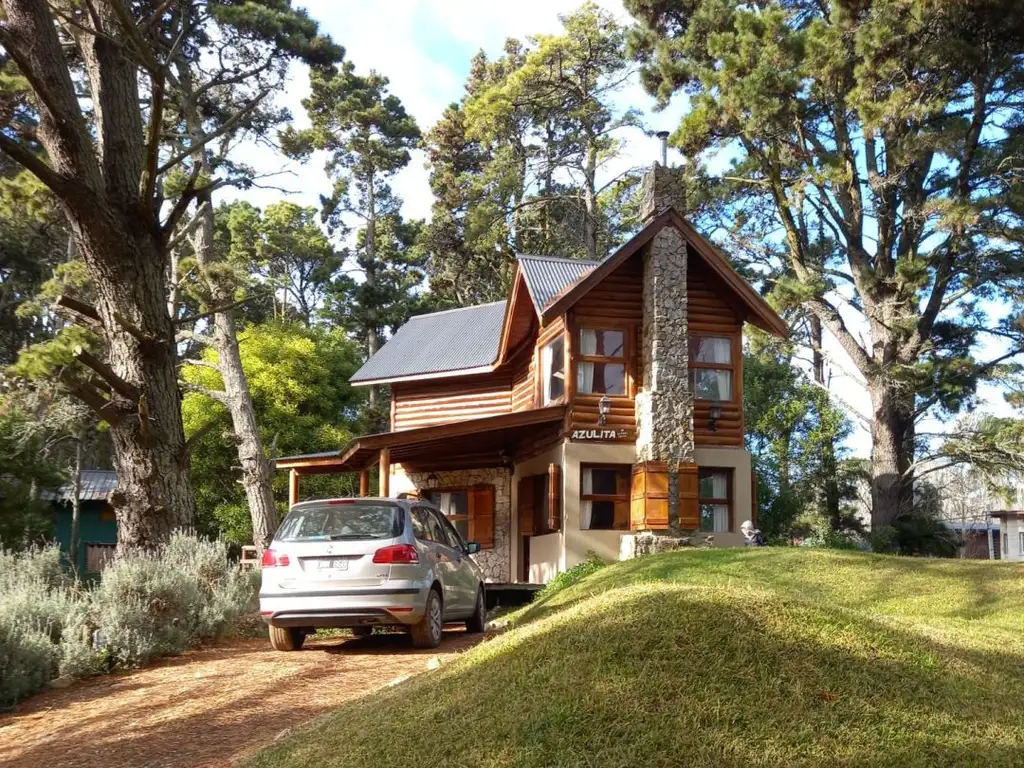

{"left": 698, "top": 471, "right": 729, "bottom": 500}
{"left": 580, "top": 329, "right": 624, "bottom": 358}
{"left": 699, "top": 503, "right": 730, "bottom": 533}
{"left": 587, "top": 501, "right": 616, "bottom": 530}
{"left": 590, "top": 468, "right": 620, "bottom": 496}
{"left": 691, "top": 336, "right": 732, "bottom": 364}
{"left": 543, "top": 337, "right": 565, "bottom": 404}
{"left": 578, "top": 362, "right": 625, "bottom": 395}
{"left": 693, "top": 369, "right": 732, "bottom": 400}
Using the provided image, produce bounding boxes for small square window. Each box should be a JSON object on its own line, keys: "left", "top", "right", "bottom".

{"left": 580, "top": 465, "right": 630, "bottom": 531}
{"left": 542, "top": 336, "right": 565, "bottom": 405}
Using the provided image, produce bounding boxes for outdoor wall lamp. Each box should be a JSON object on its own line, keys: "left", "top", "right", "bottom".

{"left": 708, "top": 404, "right": 723, "bottom": 432}
{"left": 598, "top": 395, "right": 611, "bottom": 426}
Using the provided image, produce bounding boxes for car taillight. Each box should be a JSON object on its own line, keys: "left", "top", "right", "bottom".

{"left": 372, "top": 544, "right": 419, "bottom": 564}
{"left": 261, "top": 549, "right": 290, "bottom": 567}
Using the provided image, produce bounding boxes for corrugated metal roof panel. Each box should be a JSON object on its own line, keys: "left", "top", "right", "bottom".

{"left": 44, "top": 470, "right": 117, "bottom": 503}
{"left": 517, "top": 254, "right": 599, "bottom": 311}
{"left": 350, "top": 301, "right": 507, "bottom": 383}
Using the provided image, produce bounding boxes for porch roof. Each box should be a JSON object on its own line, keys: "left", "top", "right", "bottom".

{"left": 276, "top": 405, "right": 567, "bottom": 475}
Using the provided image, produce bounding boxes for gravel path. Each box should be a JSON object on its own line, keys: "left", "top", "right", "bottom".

{"left": 0, "top": 630, "right": 482, "bottom": 767}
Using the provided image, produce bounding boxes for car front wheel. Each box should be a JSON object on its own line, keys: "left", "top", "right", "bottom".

{"left": 410, "top": 588, "right": 443, "bottom": 649}
{"left": 466, "top": 587, "right": 486, "bottom": 634}
{"left": 269, "top": 625, "right": 306, "bottom": 652}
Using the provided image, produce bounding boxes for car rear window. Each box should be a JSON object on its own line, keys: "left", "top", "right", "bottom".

{"left": 276, "top": 503, "right": 404, "bottom": 541}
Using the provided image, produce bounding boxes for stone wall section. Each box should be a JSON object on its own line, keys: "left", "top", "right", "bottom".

{"left": 404, "top": 467, "right": 512, "bottom": 583}
{"left": 635, "top": 163, "right": 695, "bottom": 530}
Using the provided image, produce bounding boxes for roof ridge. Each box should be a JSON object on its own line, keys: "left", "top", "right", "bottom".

{"left": 517, "top": 253, "right": 601, "bottom": 265}
{"left": 407, "top": 300, "right": 506, "bottom": 320}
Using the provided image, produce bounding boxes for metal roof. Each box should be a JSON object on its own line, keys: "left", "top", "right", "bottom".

{"left": 517, "top": 254, "right": 599, "bottom": 312}
{"left": 350, "top": 301, "right": 507, "bottom": 384}
{"left": 43, "top": 470, "right": 117, "bottom": 503}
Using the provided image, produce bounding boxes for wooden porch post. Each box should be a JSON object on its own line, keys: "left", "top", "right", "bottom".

{"left": 359, "top": 469, "right": 370, "bottom": 497}
{"left": 378, "top": 448, "right": 390, "bottom": 497}
{"left": 288, "top": 469, "right": 300, "bottom": 508}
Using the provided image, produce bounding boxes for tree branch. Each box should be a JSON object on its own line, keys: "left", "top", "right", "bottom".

{"left": 173, "top": 291, "right": 271, "bottom": 327}
{"left": 58, "top": 369, "right": 123, "bottom": 426}
{"left": 179, "top": 381, "right": 229, "bottom": 405}
{"left": 55, "top": 295, "right": 103, "bottom": 330}
{"left": 184, "top": 419, "right": 220, "bottom": 454}
{"left": 72, "top": 345, "right": 140, "bottom": 401}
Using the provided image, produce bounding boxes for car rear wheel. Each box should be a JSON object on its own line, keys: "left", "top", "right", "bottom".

{"left": 269, "top": 625, "right": 306, "bottom": 652}
{"left": 466, "top": 587, "right": 486, "bottom": 634}
{"left": 410, "top": 588, "right": 443, "bottom": 649}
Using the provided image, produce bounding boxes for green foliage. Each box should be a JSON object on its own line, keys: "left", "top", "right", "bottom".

{"left": 0, "top": 406, "right": 65, "bottom": 547}
{"left": 182, "top": 323, "right": 364, "bottom": 542}
{"left": 0, "top": 535, "right": 256, "bottom": 709}
{"left": 534, "top": 554, "right": 607, "bottom": 601}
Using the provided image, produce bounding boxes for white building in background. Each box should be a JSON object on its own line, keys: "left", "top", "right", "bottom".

{"left": 992, "top": 512, "right": 1024, "bottom": 561}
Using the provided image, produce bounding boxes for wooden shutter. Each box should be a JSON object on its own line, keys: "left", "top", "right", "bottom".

{"left": 630, "top": 462, "right": 669, "bottom": 530}
{"left": 677, "top": 463, "right": 700, "bottom": 530}
{"left": 547, "top": 465, "right": 561, "bottom": 532}
{"left": 469, "top": 485, "right": 496, "bottom": 550}
{"left": 613, "top": 468, "right": 630, "bottom": 530}
{"left": 517, "top": 476, "right": 535, "bottom": 536}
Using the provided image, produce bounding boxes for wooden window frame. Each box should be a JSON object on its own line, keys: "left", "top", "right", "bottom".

{"left": 424, "top": 485, "right": 495, "bottom": 550}
{"left": 540, "top": 333, "right": 567, "bottom": 406}
{"left": 689, "top": 333, "right": 739, "bottom": 403}
{"left": 697, "top": 467, "right": 733, "bottom": 533}
{"left": 580, "top": 463, "right": 631, "bottom": 531}
{"left": 575, "top": 326, "right": 630, "bottom": 398}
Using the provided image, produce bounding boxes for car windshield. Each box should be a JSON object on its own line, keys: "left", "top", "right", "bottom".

{"left": 276, "top": 503, "right": 403, "bottom": 542}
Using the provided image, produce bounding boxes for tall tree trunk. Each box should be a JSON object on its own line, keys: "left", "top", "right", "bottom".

{"left": 810, "top": 315, "right": 842, "bottom": 529}
{"left": 583, "top": 141, "right": 598, "bottom": 260}
{"left": 868, "top": 381, "right": 914, "bottom": 534}
{"left": 69, "top": 437, "right": 83, "bottom": 571}
{"left": 365, "top": 167, "right": 380, "bottom": 412}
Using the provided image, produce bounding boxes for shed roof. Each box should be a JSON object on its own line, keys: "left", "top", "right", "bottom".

{"left": 349, "top": 301, "right": 507, "bottom": 385}
{"left": 43, "top": 470, "right": 116, "bottom": 503}
{"left": 517, "top": 254, "right": 599, "bottom": 312}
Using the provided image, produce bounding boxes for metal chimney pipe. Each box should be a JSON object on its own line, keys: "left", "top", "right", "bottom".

{"left": 656, "top": 130, "right": 670, "bottom": 166}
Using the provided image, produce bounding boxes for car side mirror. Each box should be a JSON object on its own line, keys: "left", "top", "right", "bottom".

{"left": 465, "top": 542, "right": 481, "bottom": 555}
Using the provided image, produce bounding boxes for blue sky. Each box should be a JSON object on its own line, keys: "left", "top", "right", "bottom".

{"left": 227, "top": 0, "right": 1019, "bottom": 459}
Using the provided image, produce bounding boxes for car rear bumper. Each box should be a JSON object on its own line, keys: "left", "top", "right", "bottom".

{"left": 259, "top": 586, "right": 428, "bottom": 628}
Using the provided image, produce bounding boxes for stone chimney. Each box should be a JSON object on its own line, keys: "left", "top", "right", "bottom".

{"left": 635, "top": 163, "right": 694, "bottom": 528}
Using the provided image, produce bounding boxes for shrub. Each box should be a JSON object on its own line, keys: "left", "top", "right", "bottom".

{"left": 536, "top": 554, "right": 607, "bottom": 600}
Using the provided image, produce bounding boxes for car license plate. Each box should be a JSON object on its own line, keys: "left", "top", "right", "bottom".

{"left": 318, "top": 558, "right": 348, "bottom": 570}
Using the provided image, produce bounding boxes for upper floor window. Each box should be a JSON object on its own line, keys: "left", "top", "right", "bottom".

{"left": 542, "top": 335, "right": 565, "bottom": 404}
{"left": 577, "top": 328, "right": 626, "bottom": 396}
{"left": 690, "top": 335, "right": 733, "bottom": 401}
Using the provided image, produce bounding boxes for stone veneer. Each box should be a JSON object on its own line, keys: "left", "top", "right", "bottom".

{"left": 403, "top": 467, "right": 512, "bottom": 583}
{"left": 635, "top": 163, "right": 695, "bottom": 530}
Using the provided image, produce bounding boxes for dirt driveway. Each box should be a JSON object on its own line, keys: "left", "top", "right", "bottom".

{"left": 0, "top": 629, "right": 482, "bottom": 768}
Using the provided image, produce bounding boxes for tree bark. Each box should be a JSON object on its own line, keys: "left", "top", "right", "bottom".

{"left": 868, "top": 382, "right": 914, "bottom": 534}
{"left": 809, "top": 315, "right": 842, "bottom": 529}
{"left": 69, "top": 437, "right": 83, "bottom": 572}
{"left": 583, "top": 140, "right": 598, "bottom": 259}
{"left": 365, "top": 166, "right": 380, "bottom": 412}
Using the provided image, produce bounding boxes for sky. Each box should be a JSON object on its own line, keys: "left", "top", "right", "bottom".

{"left": 225, "top": 0, "right": 1019, "bottom": 459}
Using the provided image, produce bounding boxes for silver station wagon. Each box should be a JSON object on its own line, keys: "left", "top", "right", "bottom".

{"left": 259, "top": 498, "right": 487, "bottom": 650}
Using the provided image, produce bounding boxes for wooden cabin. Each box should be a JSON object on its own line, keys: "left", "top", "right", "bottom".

{"left": 277, "top": 164, "right": 788, "bottom": 584}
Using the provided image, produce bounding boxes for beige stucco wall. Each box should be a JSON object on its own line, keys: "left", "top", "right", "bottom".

{"left": 512, "top": 443, "right": 565, "bottom": 580}
{"left": 693, "top": 446, "right": 753, "bottom": 547}
{"left": 998, "top": 517, "right": 1024, "bottom": 560}
{"left": 562, "top": 441, "right": 638, "bottom": 569}
{"left": 528, "top": 533, "right": 561, "bottom": 584}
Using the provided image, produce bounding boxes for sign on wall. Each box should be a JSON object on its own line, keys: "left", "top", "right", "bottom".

{"left": 570, "top": 428, "right": 632, "bottom": 441}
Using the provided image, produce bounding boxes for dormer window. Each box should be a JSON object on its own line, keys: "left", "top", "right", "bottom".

{"left": 690, "top": 335, "right": 733, "bottom": 401}
{"left": 542, "top": 335, "right": 565, "bottom": 405}
{"left": 577, "top": 328, "right": 626, "bottom": 396}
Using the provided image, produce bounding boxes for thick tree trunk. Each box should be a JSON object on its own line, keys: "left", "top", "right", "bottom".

{"left": 73, "top": 216, "right": 195, "bottom": 551}
{"left": 868, "top": 382, "right": 915, "bottom": 534}
{"left": 583, "top": 142, "right": 598, "bottom": 260}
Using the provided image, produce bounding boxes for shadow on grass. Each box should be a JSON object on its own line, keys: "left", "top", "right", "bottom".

{"left": 251, "top": 582, "right": 1024, "bottom": 768}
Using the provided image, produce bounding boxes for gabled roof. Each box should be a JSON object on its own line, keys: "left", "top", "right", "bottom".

{"left": 42, "top": 470, "right": 116, "bottom": 503}
{"left": 350, "top": 301, "right": 507, "bottom": 386}
{"left": 541, "top": 209, "right": 789, "bottom": 338}
{"left": 517, "top": 254, "right": 599, "bottom": 312}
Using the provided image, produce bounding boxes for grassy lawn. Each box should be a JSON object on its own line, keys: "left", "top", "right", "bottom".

{"left": 250, "top": 549, "right": 1024, "bottom": 768}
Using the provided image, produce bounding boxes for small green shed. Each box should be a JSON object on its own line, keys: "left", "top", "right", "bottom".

{"left": 49, "top": 470, "right": 118, "bottom": 575}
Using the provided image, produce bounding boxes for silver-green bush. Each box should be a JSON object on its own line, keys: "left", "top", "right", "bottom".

{"left": 0, "top": 534, "right": 257, "bottom": 709}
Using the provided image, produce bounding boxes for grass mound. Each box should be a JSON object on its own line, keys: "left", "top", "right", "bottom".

{"left": 251, "top": 549, "right": 1024, "bottom": 768}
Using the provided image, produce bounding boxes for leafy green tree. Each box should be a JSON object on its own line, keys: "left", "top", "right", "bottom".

{"left": 282, "top": 62, "right": 423, "bottom": 420}
{"left": 626, "top": 0, "right": 1024, "bottom": 533}
{"left": 0, "top": 0, "right": 338, "bottom": 549}
{"left": 744, "top": 336, "right": 859, "bottom": 540}
{"left": 181, "top": 322, "right": 363, "bottom": 543}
